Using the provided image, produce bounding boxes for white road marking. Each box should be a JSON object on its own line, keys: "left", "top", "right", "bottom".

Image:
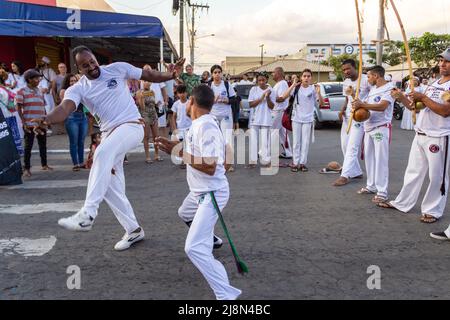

{"left": 0, "top": 236, "right": 57, "bottom": 257}
{"left": 0, "top": 201, "right": 84, "bottom": 215}
{"left": 0, "top": 180, "right": 87, "bottom": 190}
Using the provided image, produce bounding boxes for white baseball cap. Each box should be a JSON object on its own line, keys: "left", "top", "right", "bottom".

{"left": 437, "top": 47, "right": 450, "bottom": 61}
{"left": 41, "top": 56, "right": 51, "bottom": 64}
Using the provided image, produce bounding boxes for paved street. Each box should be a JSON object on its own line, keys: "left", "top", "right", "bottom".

{"left": 1, "top": 120, "right": 450, "bottom": 300}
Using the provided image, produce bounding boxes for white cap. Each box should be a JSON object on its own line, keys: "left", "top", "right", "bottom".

{"left": 41, "top": 56, "right": 51, "bottom": 64}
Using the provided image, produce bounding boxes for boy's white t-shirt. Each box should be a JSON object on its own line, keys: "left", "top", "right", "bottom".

{"left": 343, "top": 74, "right": 371, "bottom": 119}
{"left": 415, "top": 79, "right": 450, "bottom": 137}
{"left": 185, "top": 114, "right": 229, "bottom": 194}
{"left": 210, "top": 81, "right": 236, "bottom": 119}
{"left": 291, "top": 85, "right": 317, "bottom": 123}
{"left": 273, "top": 80, "right": 289, "bottom": 111}
{"left": 64, "top": 62, "right": 143, "bottom": 132}
{"left": 151, "top": 82, "right": 166, "bottom": 104}
{"left": 248, "top": 85, "right": 276, "bottom": 127}
{"left": 363, "top": 82, "right": 395, "bottom": 132}
{"left": 172, "top": 100, "right": 192, "bottom": 130}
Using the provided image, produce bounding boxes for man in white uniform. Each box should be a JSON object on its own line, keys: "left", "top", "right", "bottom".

{"left": 271, "top": 67, "right": 293, "bottom": 159}
{"left": 31, "top": 46, "right": 184, "bottom": 251}
{"left": 334, "top": 59, "right": 371, "bottom": 186}
{"left": 376, "top": 48, "right": 450, "bottom": 227}
{"left": 353, "top": 66, "right": 395, "bottom": 203}
{"left": 156, "top": 85, "right": 242, "bottom": 300}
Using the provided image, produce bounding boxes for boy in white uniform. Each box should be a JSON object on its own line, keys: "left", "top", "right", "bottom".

{"left": 171, "top": 84, "right": 192, "bottom": 141}
{"left": 31, "top": 46, "right": 184, "bottom": 251}
{"left": 248, "top": 72, "right": 276, "bottom": 167}
{"left": 377, "top": 48, "right": 450, "bottom": 227}
{"left": 156, "top": 85, "right": 242, "bottom": 300}
{"left": 334, "top": 59, "right": 371, "bottom": 186}
{"left": 353, "top": 66, "right": 395, "bottom": 203}
{"left": 271, "top": 67, "right": 293, "bottom": 159}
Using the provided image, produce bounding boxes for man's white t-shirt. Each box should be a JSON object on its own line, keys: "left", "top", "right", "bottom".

{"left": 273, "top": 80, "right": 289, "bottom": 112}
{"left": 248, "top": 86, "right": 276, "bottom": 127}
{"left": 185, "top": 114, "right": 229, "bottom": 194}
{"left": 151, "top": 82, "right": 166, "bottom": 105}
{"left": 364, "top": 82, "right": 395, "bottom": 132}
{"left": 415, "top": 79, "right": 450, "bottom": 137}
{"left": 172, "top": 100, "right": 192, "bottom": 130}
{"left": 343, "top": 74, "right": 371, "bottom": 119}
{"left": 291, "top": 85, "right": 317, "bottom": 123}
{"left": 64, "top": 62, "right": 143, "bottom": 132}
{"left": 210, "top": 81, "right": 236, "bottom": 119}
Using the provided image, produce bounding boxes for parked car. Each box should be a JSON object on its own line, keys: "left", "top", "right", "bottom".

{"left": 235, "top": 84, "right": 254, "bottom": 126}
{"left": 314, "top": 82, "right": 345, "bottom": 129}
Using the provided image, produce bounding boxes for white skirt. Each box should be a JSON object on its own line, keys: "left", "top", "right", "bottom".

{"left": 401, "top": 108, "right": 414, "bottom": 130}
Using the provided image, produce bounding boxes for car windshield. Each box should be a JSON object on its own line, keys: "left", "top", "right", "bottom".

{"left": 235, "top": 85, "right": 253, "bottom": 99}
{"left": 323, "top": 83, "right": 343, "bottom": 95}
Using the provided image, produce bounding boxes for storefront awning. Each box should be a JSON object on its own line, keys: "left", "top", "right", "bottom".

{"left": 0, "top": 0, "right": 165, "bottom": 38}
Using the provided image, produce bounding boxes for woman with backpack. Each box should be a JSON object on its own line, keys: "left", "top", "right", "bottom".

{"left": 209, "top": 65, "right": 237, "bottom": 171}
{"left": 281, "top": 69, "right": 324, "bottom": 172}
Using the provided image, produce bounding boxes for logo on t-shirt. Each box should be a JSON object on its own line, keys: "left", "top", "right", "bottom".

{"left": 374, "top": 96, "right": 381, "bottom": 103}
{"left": 106, "top": 79, "right": 118, "bottom": 89}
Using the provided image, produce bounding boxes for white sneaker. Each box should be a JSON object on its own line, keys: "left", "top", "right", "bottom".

{"left": 58, "top": 209, "right": 94, "bottom": 232}
{"left": 213, "top": 235, "right": 223, "bottom": 249}
{"left": 114, "top": 228, "right": 145, "bottom": 251}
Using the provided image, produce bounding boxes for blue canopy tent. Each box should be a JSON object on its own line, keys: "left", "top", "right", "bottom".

{"left": 0, "top": 0, "right": 179, "bottom": 67}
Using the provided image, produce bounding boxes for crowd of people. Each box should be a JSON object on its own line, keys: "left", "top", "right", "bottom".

{"left": 1, "top": 45, "right": 449, "bottom": 300}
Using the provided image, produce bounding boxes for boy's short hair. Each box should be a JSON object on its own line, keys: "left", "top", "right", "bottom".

{"left": 367, "top": 65, "right": 386, "bottom": 78}
{"left": 192, "top": 84, "right": 214, "bottom": 111}
{"left": 176, "top": 84, "right": 187, "bottom": 94}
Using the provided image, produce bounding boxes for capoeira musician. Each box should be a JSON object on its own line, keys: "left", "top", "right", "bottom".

{"left": 334, "top": 59, "right": 371, "bottom": 186}
{"left": 31, "top": 46, "right": 184, "bottom": 251}
{"left": 353, "top": 66, "right": 395, "bottom": 204}
{"left": 156, "top": 85, "right": 242, "bottom": 300}
{"left": 378, "top": 48, "right": 450, "bottom": 228}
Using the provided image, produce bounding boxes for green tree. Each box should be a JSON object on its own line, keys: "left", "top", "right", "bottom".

{"left": 326, "top": 54, "right": 359, "bottom": 81}
{"left": 409, "top": 32, "right": 450, "bottom": 67}
{"left": 367, "top": 40, "right": 405, "bottom": 66}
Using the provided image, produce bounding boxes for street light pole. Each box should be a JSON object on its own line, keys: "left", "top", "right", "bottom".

{"left": 260, "top": 44, "right": 265, "bottom": 66}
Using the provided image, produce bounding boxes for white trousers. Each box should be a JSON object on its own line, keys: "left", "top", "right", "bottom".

{"left": 250, "top": 125, "right": 271, "bottom": 164}
{"left": 271, "top": 110, "right": 292, "bottom": 157}
{"left": 341, "top": 121, "right": 364, "bottom": 179}
{"left": 364, "top": 126, "right": 390, "bottom": 198}
{"left": 400, "top": 109, "right": 414, "bottom": 130}
{"left": 83, "top": 123, "right": 144, "bottom": 234}
{"left": 292, "top": 121, "right": 313, "bottom": 166}
{"left": 215, "top": 114, "right": 234, "bottom": 147}
{"left": 178, "top": 188, "right": 242, "bottom": 300}
{"left": 341, "top": 117, "right": 350, "bottom": 157}
{"left": 391, "top": 134, "right": 450, "bottom": 219}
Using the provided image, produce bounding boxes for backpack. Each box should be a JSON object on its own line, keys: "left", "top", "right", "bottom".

{"left": 208, "top": 80, "right": 237, "bottom": 106}
{"left": 0, "top": 86, "right": 16, "bottom": 112}
{"left": 282, "top": 86, "right": 300, "bottom": 132}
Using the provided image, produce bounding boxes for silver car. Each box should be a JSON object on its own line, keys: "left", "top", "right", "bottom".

{"left": 314, "top": 82, "right": 345, "bottom": 129}
{"left": 235, "top": 84, "right": 254, "bottom": 125}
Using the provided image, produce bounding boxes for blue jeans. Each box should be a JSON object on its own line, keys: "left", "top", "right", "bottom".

{"left": 65, "top": 112, "right": 88, "bottom": 166}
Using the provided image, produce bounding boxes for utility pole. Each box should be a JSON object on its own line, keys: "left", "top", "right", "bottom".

{"left": 259, "top": 44, "right": 265, "bottom": 66}
{"left": 376, "top": 0, "right": 386, "bottom": 65}
{"left": 179, "top": 0, "right": 184, "bottom": 58}
{"left": 188, "top": 2, "right": 210, "bottom": 69}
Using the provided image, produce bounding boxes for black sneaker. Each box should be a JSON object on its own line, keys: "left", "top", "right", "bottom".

{"left": 430, "top": 231, "right": 450, "bottom": 241}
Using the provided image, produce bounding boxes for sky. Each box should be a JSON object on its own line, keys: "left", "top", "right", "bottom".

{"left": 104, "top": 0, "right": 449, "bottom": 71}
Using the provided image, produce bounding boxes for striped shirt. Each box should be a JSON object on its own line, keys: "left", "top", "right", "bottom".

{"left": 15, "top": 86, "right": 46, "bottom": 126}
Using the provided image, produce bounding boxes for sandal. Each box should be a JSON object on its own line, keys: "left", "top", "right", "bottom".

{"left": 421, "top": 214, "right": 439, "bottom": 224}
{"left": 291, "top": 166, "right": 299, "bottom": 173}
{"left": 23, "top": 169, "right": 32, "bottom": 177}
{"left": 372, "top": 196, "right": 388, "bottom": 204}
{"left": 377, "top": 202, "right": 397, "bottom": 209}
{"left": 72, "top": 165, "right": 80, "bottom": 172}
{"left": 357, "top": 187, "right": 375, "bottom": 195}
{"left": 145, "top": 159, "right": 153, "bottom": 164}
{"left": 155, "top": 156, "right": 164, "bottom": 162}
{"left": 299, "top": 165, "right": 309, "bottom": 172}
{"left": 42, "top": 165, "right": 53, "bottom": 171}
{"left": 245, "top": 164, "right": 257, "bottom": 169}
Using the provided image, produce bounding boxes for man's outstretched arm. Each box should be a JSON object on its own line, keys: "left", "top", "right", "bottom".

{"left": 141, "top": 58, "right": 186, "bottom": 83}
